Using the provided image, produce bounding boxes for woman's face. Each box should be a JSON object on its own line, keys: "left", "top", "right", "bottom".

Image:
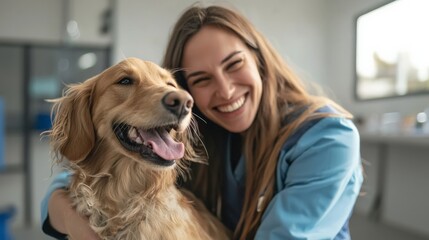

{"left": 182, "top": 26, "right": 263, "bottom": 133}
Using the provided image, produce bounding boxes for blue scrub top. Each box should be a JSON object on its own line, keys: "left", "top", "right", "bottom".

{"left": 221, "top": 116, "right": 362, "bottom": 239}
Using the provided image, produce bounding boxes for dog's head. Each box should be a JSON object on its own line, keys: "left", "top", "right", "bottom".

{"left": 48, "top": 57, "right": 205, "bottom": 170}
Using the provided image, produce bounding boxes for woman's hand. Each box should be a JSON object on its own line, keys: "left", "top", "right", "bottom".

{"left": 48, "top": 189, "right": 100, "bottom": 240}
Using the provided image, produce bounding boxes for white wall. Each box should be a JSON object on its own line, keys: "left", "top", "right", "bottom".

{"left": 383, "top": 144, "right": 429, "bottom": 236}
{"left": 0, "top": 0, "right": 63, "bottom": 43}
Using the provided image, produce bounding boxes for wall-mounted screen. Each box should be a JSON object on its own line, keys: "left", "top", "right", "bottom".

{"left": 355, "top": 0, "right": 429, "bottom": 100}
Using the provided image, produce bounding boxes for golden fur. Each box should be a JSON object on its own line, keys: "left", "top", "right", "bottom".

{"left": 47, "top": 58, "right": 231, "bottom": 240}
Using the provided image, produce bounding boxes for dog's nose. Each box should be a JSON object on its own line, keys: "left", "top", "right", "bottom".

{"left": 162, "top": 91, "right": 194, "bottom": 119}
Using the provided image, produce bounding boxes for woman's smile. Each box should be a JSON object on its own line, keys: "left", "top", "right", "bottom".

{"left": 216, "top": 95, "right": 246, "bottom": 113}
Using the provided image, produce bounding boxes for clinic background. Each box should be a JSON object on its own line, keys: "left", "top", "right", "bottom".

{"left": 0, "top": 0, "right": 428, "bottom": 239}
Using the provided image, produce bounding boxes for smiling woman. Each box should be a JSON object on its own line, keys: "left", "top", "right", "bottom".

{"left": 182, "top": 26, "right": 263, "bottom": 133}
{"left": 162, "top": 5, "right": 363, "bottom": 240}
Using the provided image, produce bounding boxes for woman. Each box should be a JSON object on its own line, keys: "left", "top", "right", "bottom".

{"left": 41, "top": 4, "right": 363, "bottom": 240}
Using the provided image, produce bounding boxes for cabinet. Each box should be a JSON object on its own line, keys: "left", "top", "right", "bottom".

{"left": 355, "top": 131, "right": 429, "bottom": 237}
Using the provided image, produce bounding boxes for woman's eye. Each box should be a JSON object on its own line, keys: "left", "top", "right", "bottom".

{"left": 190, "top": 77, "right": 210, "bottom": 86}
{"left": 226, "top": 59, "right": 244, "bottom": 71}
{"left": 117, "top": 78, "right": 133, "bottom": 85}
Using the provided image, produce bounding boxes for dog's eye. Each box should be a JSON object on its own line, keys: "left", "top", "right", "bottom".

{"left": 117, "top": 78, "right": 133, "bottom": 85}
{"left": 167, "top": 82, "right": 176, "bottom": 88}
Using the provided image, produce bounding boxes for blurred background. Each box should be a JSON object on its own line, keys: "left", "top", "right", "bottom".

{"left": 0, "top": 0, "right": 428, "bottom": 239}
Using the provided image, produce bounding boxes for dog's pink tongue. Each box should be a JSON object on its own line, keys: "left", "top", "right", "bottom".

{"left": 139, "top": 128, "right": 184, "bottom": 160}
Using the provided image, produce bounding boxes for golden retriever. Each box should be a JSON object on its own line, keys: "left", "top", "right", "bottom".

{"left": 47, "top": 58, "right": 231, "bottom": 240}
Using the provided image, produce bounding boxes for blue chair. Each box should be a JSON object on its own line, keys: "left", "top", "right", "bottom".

{"left": 0, "top": 205, "right": 15, "bottom": 240}
{"left": 0, "top": 99, "right": 15, "bottom": 240}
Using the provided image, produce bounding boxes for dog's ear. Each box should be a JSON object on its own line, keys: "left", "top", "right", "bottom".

{"left": 49, "top": 80, "right": 95, "bottom": 163}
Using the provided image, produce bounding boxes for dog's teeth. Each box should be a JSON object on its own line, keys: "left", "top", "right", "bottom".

{"left": 128, "top": 127, "right": 138, "bottom": 139}
{"left": 135, "top": 137, "right": 143, "bottom": 144}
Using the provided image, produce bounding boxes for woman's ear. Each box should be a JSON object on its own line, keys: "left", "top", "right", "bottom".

{"left": 49, "top": 80, "right": 95, "bottom": 163}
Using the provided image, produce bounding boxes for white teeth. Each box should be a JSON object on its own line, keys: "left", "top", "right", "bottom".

{"left": 217, "top": 96, "right": 245, "bottom": 113}
{"left": 128, "top": 127, "right": 138, "bottom": 139}
{"left": 128, "top": 127, "right": 143, "bottom": 144}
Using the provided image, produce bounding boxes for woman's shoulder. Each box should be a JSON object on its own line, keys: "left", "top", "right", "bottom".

{"left": 276, "top": 115, "right": 362, "bottom": 190}
{"left": 298, "top": 116, "right": 359, "bottom": 151}
{"left": 280, "top": 115, "right": 360, "bottom": 166}
{"left": 284, "top": 116, "right": 360, "bottom": 168}
{"left": 281, "top": 109, "right": 359, "bottom": 149}
{"left": 303, "top": 116, "right": 359, "bottom": 144}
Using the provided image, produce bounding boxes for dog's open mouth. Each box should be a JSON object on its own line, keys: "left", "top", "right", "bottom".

{"left": 113, "top": 123, "right": 184, "bottom": 166}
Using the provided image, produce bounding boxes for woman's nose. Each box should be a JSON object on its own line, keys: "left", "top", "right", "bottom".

{"left": 215, "top": 74, "right": 235, "bottom": 100}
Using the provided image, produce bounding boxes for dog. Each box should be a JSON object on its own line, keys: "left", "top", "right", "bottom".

{"left": 47, "top": 58, "right": 231, "bottom": 240}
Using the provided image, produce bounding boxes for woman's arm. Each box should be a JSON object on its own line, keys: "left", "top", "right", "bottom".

{"left": 255, "top": 117, "right": 363, "bottom": 239}
{"left": 40, "top": 171, "right": 100, "bottom": 240}
{"left": 47, "top": 189, "right": 100, "bottom": 240}
{"left": 47, "top": 189, "right": 70, "bottom": 235}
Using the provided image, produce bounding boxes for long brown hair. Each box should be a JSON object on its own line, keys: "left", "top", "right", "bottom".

{"left": 162, "top": 4, "right": 352, "bottom": 239}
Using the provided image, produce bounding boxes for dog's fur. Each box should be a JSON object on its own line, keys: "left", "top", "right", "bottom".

{"left": 47, "top": 58, "right": 230, "bottom": 240}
